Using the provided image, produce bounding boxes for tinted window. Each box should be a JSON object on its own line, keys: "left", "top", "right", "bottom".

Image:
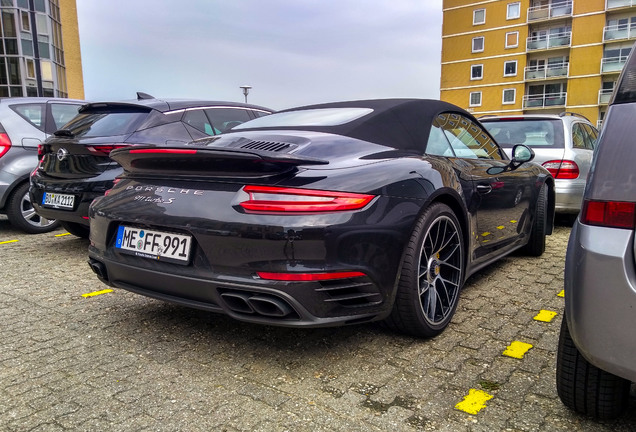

{"left": 63, "top": 110, "right": 149, "bottom": 138}
{"left": 251, "top": 110, "right": 270, "bottom": 118}
{"left": 233, "top": 107, "right": 373, "bottom": 129}
{"left": 50, "top": 103, "right": 81, "bottom": 129}
{"left": 482, "top": 119, "right": 565, "bottom": 149}
{"left": 581, "top": 123, "right": 598, "bottom": 149}
{"left": 11, "top": 103, "right": 45, "bottom": 130}
{"left": 205, "top": 108, "right": 252, "bottom": 133}
{"left": 183, "top": 109, "right": 217, "bottom": 135}
{"left": 435, "top": 113, "right": 503, "bottom": 160}
{"left": 425, "top": 123, "right": 455, "bottom": 157}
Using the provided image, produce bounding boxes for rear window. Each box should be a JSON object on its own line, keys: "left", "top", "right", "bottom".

{"left": 62, "top": 110, "right": 149, "bottom": 138}
{"left": 481, "top": 119, "right": 564, "bottom": 149}
{"left": 233, "top": 107, "right": 373, "bottom": 129}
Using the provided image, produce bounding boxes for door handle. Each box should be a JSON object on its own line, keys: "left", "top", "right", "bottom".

{"left": 476, "top": 184, "right": 492, "bottom": 194}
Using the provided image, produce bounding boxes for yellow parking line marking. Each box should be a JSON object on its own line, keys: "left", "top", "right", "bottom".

{"left": 497, "top": 226, "right": 505, "bottom": 230}
{"left": 82, "top": 289, "right": 113, "bottom": 298}
{"left": 55, "top": 232, "right": 71, "bottom": 237}
{"left": 455, "top": 389, "right": 493, "bottom": 415}
{"left": 0, "top": 239, "right": 18, "bottom": 245}
{"left": 557, "top": 290, "right": 565, "bottom": 298}
{"left": 510, "top": 220, "right": 517, "bottom": 223}
{"left": 481, "top": 232, "right": 491, "bottom": 237}
{"left": 534, "top": 310, "right": 558, "bottom": 322}
{"left": 503, "top": 341, "right": 533, "bottom": 359}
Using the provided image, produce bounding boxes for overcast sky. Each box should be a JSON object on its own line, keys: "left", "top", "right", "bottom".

{"left": 75, "top": 1, "right": 443, "bottom": 111}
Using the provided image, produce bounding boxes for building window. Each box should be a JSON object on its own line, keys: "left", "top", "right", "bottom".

{"left": 505, "top": 31, "right": 519, "bottom": 48}
{"left": 504, "top": 60, "right": 517, "bottom": 77}
{"left": 503, "top": 89, "right": 516, "bottom": 104}
{"left": 471, "top": 64, "right": 483, "bottom": 80}
{"left": 507, "top": 2, "right": 521, "bottom": 20}
{"left": 20, "top": 11, "right": 30, "bottom": 32}
{"left": 473, "top": 9, "right": 485, "bottom": 25}
{"left": 25, "top": 58, "right": 35, "bottom": 78}
{"left": 472, "top": 36, "right": 484, "bottom": 53}
{"left": 469, "top": 92, "right": 482, "bottom": 107}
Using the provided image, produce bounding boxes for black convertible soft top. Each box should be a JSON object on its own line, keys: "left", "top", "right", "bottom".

{"left": 235, "top": 99, "right": 474, "bottom": 151}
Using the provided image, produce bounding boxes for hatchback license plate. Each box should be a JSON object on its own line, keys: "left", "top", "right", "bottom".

{"left": 115, "top": 226, "right": 192, "bottom": 264}
{"left": 42, "top": 192, "right": 74, "bottom": 209}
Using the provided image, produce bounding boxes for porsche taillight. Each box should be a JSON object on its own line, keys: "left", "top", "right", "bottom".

{"left": 257, "top": 271, "right": 366, "bottom": 281}
{"left": 0, "top": 131, "right": 11, "bottom": 159}
{"left": 580, "top": 200, "right": 636, "bottom": 229}
{"left": 542, "top": 160, "right": 579, "bottom": 179}
{"left": 239, "top": 185, "right": 375, "bottom": 213}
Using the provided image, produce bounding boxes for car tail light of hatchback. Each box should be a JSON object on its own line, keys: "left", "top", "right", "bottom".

{"left": 87, "top": 144, "right": 130, "bottom": 155}
{"left": 542, "top": 160, "right": 580, "bottom": 179}
{"left": 0, "top": 131, "right": 11, "bottom": 159}
{"left": 239, "top": 185, "right": 376, "bottom": 213}
{"left": 581, "top": 199, "right": 636, "bottom": 229}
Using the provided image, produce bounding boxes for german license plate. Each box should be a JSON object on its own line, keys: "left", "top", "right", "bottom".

{"left": 115, "top": 226, "right": 192, "bottom": 264}
{"left": 42, "top": 192, "right": 74, "bottom": 209}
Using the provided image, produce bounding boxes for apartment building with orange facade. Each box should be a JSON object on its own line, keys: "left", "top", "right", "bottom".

{"left": 441, "top": 0, "right": 636, "bottom": 128}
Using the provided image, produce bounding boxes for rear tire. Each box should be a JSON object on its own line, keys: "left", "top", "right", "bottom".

{"left": 6, "top": 182, "right": 59, "bottom": 234}
{"left": 60, "top": 221, "right": 90, "bottom": 238}
{"left": 522, "top": 183, "right": 547, "bottom": 256}
{"left": 556, "top": 316, "right": 631, "bottom": 419}
{"left": 385, "top": 203, "right": 464, "bottom": 338}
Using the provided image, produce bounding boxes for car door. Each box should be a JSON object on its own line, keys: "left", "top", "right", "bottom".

{"left": 431, "top": 113, "right": 535, "bottom": 262}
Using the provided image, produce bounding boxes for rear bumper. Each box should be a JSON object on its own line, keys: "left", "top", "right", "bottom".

{"left": 554, "top": 179, "right": 585, "bottom": 213}
{"left": 565, "top": 221, "right": 636, "bottom": 382}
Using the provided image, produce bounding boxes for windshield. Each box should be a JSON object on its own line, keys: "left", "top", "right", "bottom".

{"left": 233, "top": 107, "right": 373, "bottom": 129}
{"left": 482, "top": 119, "right": 564, "bottom": 149}
{"left": 62, "top": 110, "right": 149, "bottom": 138}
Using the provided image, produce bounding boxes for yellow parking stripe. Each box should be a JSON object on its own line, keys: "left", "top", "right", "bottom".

{"left": 455, "top": 389, "right": 493, "bottom": 415}
{"left": 82, "top": 289, "right": 113, "bottom": 298}
{"left": 497, "top": 226, "right": 505, "bottom": 230}
{"left": 510, "top": 220, "right": 517, "bottom": 223}
{"left": 557, "top": 290, "right": 564, "bottom": 298}
{"left": 0, "top": 239, "right": 18, "bottom": 245}
{"left": 503, "top": 341, "right": 533, "bottom": 359}
{"left": 55, "top": 232, "right": 71, "bottom": 237}
{"left": 534, "top": 310, "right": 558, "bottom": 322}
{"left": 481, "top": 232, "right": 491, "bottom": 237}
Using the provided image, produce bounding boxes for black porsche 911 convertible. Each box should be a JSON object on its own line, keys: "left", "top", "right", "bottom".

{"left": 87, "top": 99, "right": 554, "bottom": 337}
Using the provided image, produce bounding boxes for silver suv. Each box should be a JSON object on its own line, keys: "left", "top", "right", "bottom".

{"left": 0, "top": 97, "right": 84, "bottom": 233}
{"left": 556, "top": 47, "right": 636, "bottom": 419}
{"left": 481, "top": 113, "right": 597, "bottom": 214}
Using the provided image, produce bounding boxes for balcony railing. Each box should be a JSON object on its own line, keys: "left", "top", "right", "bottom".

{"left": 601, "top": 55, "right": 629, "bottom": 73}
{"left": 598, "top": 89, "right": 614, "bottom": 104}
{"left": 606, "top": 0, "right": 636, "bottom": 9}
{"left": 523, "top": 92, "right": 567, "bottom": 109}
{"left": 528, "top": 1, "right": 573, "bottom": 21}
{"left": 603, "top": 24, "right": 636, "bottom": 41}
{"left": 524, "top": 62, "right": 569, "bottom": 80}
{"left": 527, "top": 32, "right": 572, "bottom": 51}
{"left": 597, "top": 120, "right": 604, "bottom": 129}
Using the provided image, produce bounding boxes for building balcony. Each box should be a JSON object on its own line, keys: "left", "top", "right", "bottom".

{"left": 524, "top": 63, "right": 569, "bottom": 80}
{"left": 527, "top": 32, "right": 572, "bottom": 51}
{"left": 606, "top": 0, "right": 636, "bottom": 9}
{"left": 603, "top": 24, "right": 636, "bottom": 41}
{"left": 601, "top": 55, "right": 629, "bottom": 73}
{"left": 597, "top": 120, "right": 604, "bottom": 129}
{"left": 598, "top": 89, "right": 614, "bottom": 104}
{"left": 527, "top": 1, "right": 573, "bottom": 22}
{"left": 523, "top": 92, "right": 567, "bottom": 109}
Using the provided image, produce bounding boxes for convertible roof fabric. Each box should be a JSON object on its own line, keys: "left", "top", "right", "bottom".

{"left": 237, "top": 99, "right": 472, "bottom": 151}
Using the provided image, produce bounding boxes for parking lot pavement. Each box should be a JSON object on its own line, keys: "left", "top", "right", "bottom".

{"left": 1, "top": 217, "right": 635, "bottom": 431}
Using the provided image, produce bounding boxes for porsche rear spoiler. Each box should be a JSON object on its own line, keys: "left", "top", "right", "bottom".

{"left": 109, "top": 146, "right": 328, "bottom": 178}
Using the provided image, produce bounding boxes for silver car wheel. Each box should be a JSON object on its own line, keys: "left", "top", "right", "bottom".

{"left": 19, "top": 189, "right": 56, "bottom": 228}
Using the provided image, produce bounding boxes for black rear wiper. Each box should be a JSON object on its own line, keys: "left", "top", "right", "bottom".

{"left": 53, "top": 129, "right": 74, "bottom": 138}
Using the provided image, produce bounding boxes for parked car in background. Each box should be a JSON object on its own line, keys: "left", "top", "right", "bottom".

{"left": 0, "top": 97, "right": 85, "bottom": 233}
{"left": 480, "top": 113, "right": 597, "bottom": 215}
{"left": 31, "top": 93, "right": 272, "bottom": 238}
{"left": 556, "top": 47, "right": 636, "bottom": 419}
{"left": 86, "top": 99, "right": 554, "bottom": 337}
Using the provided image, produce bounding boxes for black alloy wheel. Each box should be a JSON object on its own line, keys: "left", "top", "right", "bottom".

{"left": 386, "top": 203, "right": 464, "bottom": 338}
{"left": 522, "top": 183, "right": 547, "bottom": 256}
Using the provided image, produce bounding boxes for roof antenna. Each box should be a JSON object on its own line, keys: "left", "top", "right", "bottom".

{"left": 136, "top": 92, "right": 154, "bottom": 100}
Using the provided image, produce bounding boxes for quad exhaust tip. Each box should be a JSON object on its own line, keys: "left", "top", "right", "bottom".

{"left": 220, "top": 291, "right": 295, "bottom": 318}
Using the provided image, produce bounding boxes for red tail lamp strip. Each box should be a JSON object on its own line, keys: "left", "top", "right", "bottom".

{"left": 240, "top": 185, "right": 375, "bottom": 213}
{"left": 257, "top": 271, "right": 366, "bottom": 281}
{"left": 129, "top": 149, "right": 198, "bottom": 154}
{"left": 581, "top": 200, "right": 636, "bottom": 229}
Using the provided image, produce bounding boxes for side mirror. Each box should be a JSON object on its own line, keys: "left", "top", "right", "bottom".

{"left": 511, "top": 144, "right": 534, "bottom": 163}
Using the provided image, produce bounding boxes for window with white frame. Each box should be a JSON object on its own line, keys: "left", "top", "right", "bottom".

{"left": 472, "top": 36, "right": 484, "bottom": 53}
{"left": 471, "top": 64, "right": 483, "bottom": 80}
{"left": 505, "top": 31, "right": 519, "bottom": 48}
{"left": 502, "top": 89, "right": 516, "bottom": 104}
{"left": 507, "top": 2, "right": 521, "bottom": 20}
{"left": 473, "top": 9, "right": 485, "bottom": 25}
{"left": 504, "top": 60, "right": 517, "bottom": 77}
{"left": 470, "top": 92, "right": 482, "bottom": 107}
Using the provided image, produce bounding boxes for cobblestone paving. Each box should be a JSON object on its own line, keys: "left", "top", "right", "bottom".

{"left": 1, "top": 217, "right": 635, "bottom": 431}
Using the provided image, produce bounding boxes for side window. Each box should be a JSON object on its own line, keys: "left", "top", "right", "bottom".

{"left": 425, "top": 122, "right": 455, "bottom": 157}
{"left": 435, "top": 113, "right": 503, "bottom": 160}
{"left": 205, "top": 108, "right": 251, "bottom": 133}
{"left": 571, "top": 124, "right": 586, "bottom": 149}
{"left": 11, "top": 103, "right": 45, "bottom": 131}
{"left": 183, "top": 109, "right": 216, "bottom": 135}
{"left": 50, "top": 103, "right": 81, "bottom": 129}
{"left": 581, "top": 123, "right": 598, "bottom": 149}
{"left": 251, "top": 110, "right": 270, "bottom": 118}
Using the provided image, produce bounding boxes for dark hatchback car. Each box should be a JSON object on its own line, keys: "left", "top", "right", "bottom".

{"left": 30, "top": 94, "right": 272, "bottom": 237}
{"left": 87, "top": 99, "right": 554, "bottom": 337}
